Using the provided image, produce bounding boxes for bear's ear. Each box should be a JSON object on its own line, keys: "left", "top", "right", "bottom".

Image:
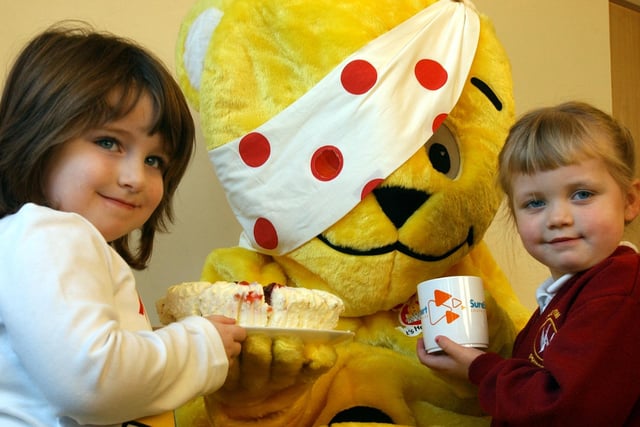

{"left": 176, "top": 0, "right": 227, "bottom": 110}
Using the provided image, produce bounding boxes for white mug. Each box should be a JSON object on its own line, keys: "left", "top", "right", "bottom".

{"left": 417, "top": 275, "right": 488, "bottom": 353}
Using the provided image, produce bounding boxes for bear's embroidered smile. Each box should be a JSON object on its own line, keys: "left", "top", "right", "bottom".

{"left": 318, "top": 226, "right": 474, "bottom": 261}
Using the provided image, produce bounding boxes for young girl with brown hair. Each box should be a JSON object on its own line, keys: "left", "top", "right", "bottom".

{"left": 0, "top": 23, "right": 245, "bottom": 426}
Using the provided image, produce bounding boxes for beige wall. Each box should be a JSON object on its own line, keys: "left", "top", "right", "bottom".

{"left": 0, "top": 1, "right": 612, "bottom": 325}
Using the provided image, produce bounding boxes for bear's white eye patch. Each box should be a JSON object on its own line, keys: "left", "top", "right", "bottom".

{"left": 425, "top": 123, "right": 460, "bottom": 180}
{"left": 184, "top": 7, "right": 224, "bottom": 90}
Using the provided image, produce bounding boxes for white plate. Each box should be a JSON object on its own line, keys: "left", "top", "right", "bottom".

{"left": 244, "top": 326, "right": 354, "bottom": 344}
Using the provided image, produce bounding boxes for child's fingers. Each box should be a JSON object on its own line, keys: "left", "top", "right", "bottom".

{"left": 434, "top": 335, "right": 456, "bottom": 353}
{"left": 234, "top": 325, "right": 247, "bottom": 342}
{"left": 206, "top": 314, "right": 237, "bottom": 324}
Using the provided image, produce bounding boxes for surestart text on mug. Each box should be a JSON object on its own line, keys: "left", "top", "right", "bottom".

{"left": 470, "top": 299, "right": 486, "bottom": 309}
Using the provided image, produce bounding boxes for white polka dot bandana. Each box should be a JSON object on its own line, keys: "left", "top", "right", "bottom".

{"left": 210, "top": 0, "right": 480, "bottom": 255}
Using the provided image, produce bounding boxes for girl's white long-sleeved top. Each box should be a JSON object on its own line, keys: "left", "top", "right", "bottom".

{"left": 0, "top": 203, "right": 228, "bottom": 426}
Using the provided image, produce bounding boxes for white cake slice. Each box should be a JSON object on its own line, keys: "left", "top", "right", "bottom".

{"left": 265, "top": 283, "right": 342, "bottom": 329}
{"left": 199, "top": 281, "right": 269, "bottom": 327}
{"left": 156, "top": 281, "right": 211, "bottom": 324}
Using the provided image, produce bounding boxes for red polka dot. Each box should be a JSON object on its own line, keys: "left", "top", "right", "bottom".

{"left": 432, "top": 113, "right": 448, "bottom": 132}
{"left": 415, "top": 59, "right": 448, "bottom": 90}
{"left": 253, "top": 217, "right": 278, "bottom": 250}
{"left": 361, "top": 178, "right": 384, "bottom": 200}
{"left": 311, "top": 146, "right": 344, "bottom": 181}
{"left": 239, "top": 132, "right": 271, "bottom": 167}
{"left": 341, "top": 59, "right": 377, "bottom": 95}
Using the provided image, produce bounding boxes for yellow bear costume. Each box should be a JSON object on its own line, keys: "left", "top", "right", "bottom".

{"left": 174, "top": 0, "right": 528, "bottom": 425}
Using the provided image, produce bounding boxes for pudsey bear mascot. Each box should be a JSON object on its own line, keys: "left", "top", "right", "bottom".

{"left": 173, "top": 0, "right": 528, "bottom": 425}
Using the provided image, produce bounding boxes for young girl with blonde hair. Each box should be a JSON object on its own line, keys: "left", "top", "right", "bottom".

{"left": 419, "top": 101, "right": 640, "bottom": 426}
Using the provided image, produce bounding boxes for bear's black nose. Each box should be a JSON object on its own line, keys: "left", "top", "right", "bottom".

{"left": 373, "top": 186, "right": 429, "bottom": 229}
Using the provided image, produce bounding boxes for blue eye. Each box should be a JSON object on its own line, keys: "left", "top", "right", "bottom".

{"left": 525, "top": 199, "right": 545, "bottom": 209}
{"left": 573, "top": 190, "right": 593, "bottom": 201}
{"left": 146, "top": 156, "right": 167, "bottom": 170}
{"left": 95, "top": 138, "right": 118, "bottom": 151}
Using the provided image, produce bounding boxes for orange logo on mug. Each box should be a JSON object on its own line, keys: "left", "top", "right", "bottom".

{"left": 426, "top": 289, "right": 463, "bottom": 325}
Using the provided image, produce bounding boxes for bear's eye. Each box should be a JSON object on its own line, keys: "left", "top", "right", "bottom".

{"left": 424, "top": 123, "right": 460, "bottom": 180}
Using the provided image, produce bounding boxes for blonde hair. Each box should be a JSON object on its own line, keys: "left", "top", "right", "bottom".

{"left": 498, "top": 101, "right": 635, "bottom": 213}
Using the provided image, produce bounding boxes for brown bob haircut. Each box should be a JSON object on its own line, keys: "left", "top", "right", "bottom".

{"left": 0, "top": 22, "right": 195, "bottom": 269}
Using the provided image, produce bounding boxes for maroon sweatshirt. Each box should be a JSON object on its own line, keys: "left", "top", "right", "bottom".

{"left": 469, "top": 246, "right": 640, "bottom": 426}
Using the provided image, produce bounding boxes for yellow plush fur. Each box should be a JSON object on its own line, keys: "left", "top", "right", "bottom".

{"left": 174, "top": 0, "right": 529, "bottom": 425}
